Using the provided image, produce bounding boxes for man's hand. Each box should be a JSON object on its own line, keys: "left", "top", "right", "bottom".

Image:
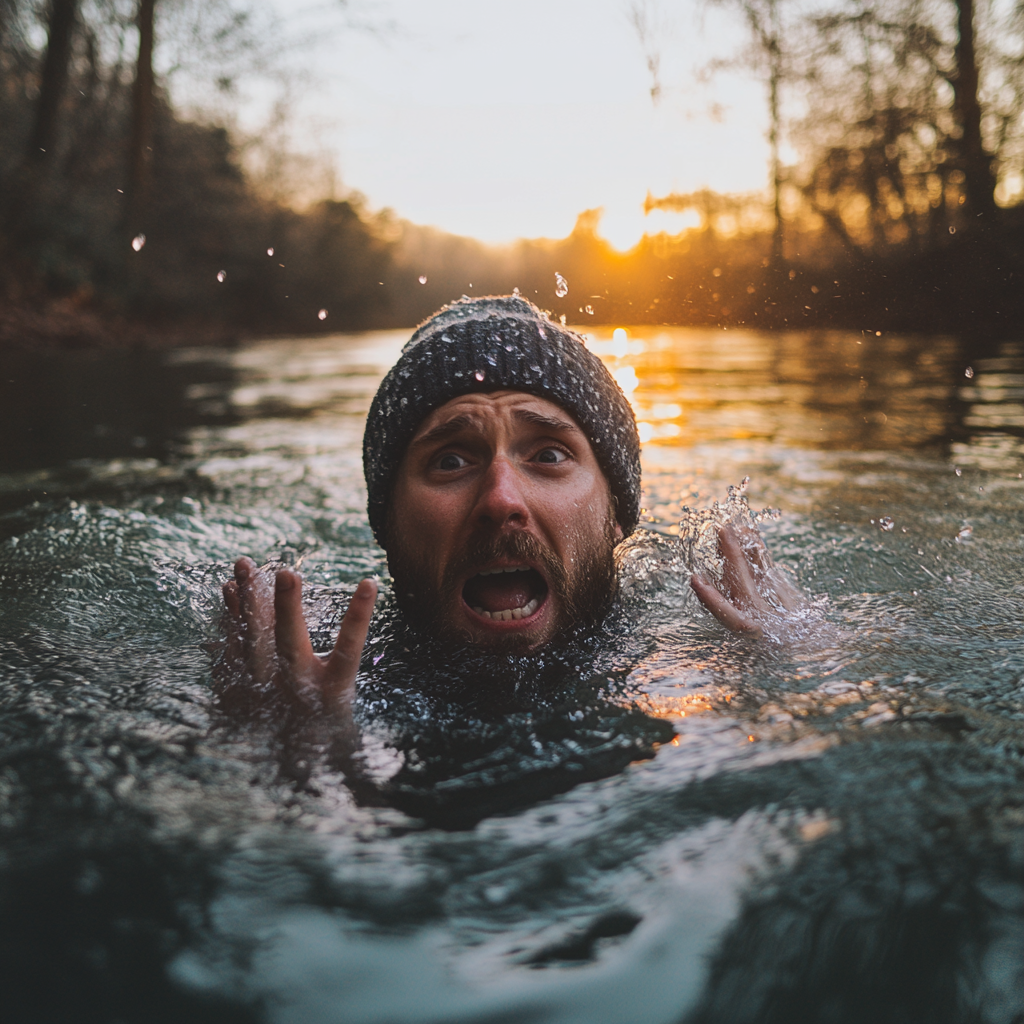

{"left": 690, "top": 523, "right": 805, "bottom": 638}
{"left": 219, "top": 556, "right": 378, "bottom": 713}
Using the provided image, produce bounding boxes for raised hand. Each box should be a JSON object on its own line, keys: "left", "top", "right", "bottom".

{"left": 690, "top": 523, "right": 805, "bottom": 638}
{"left": 219, "top": 556, "right": 378, "bottom": 714}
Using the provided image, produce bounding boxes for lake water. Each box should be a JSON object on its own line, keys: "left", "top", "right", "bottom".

{"left": 2, "top": 325, "right": 1023, "bottom": 1023}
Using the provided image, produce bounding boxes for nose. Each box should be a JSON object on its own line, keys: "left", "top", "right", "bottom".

{"left": 473, "top": 456, "right": 529, "bottom": 530}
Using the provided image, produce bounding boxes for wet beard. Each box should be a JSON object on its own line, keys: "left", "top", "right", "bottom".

{"left": 386, "top": 520, "right": 620, "bottom": 656}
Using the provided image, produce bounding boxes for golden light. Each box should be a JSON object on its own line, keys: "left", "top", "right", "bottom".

{"left": 651, "top": 403, "right": 683, "bottom": 419}
{"left": 613, "top": 365, "right": 639, "bottom": 393}
{"left": 598, "top": 206, "right": 704, "bottom": 253}
{"left": 611, "top": 327, "right": 628, "bottom": 357}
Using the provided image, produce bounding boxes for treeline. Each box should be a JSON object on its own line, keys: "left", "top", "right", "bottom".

{"left": 1, "top": 0, "right": 1022, "bottom": 348}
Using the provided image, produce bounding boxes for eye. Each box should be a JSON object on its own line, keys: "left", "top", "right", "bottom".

{"left": 437, "top": 452, "right": 468, "bottom": 471}
{"left": 534, "top": 446, "right": 568, "bottom": 464}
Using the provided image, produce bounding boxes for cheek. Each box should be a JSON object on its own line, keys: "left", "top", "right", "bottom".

{"left": 391, "top": 485, "right": 461, "bottom": 558}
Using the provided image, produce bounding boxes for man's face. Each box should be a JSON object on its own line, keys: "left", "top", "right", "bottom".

{"left": 386, "top": 391, "right": 624, "bottom": 652}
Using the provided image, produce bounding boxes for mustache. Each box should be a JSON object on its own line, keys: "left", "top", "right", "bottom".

{"left": 440, "top": 531, "right": 566, "bottom": 599}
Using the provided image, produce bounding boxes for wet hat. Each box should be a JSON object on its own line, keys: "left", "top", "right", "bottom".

{"left": 362, "top": 294, "right": 641, "bottom": 545}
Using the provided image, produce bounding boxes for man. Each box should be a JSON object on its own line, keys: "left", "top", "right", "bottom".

{"left": 221, "top": 295, "right": 801, "bottom": 719}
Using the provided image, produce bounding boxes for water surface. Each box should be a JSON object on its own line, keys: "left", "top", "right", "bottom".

{"left": 2, "top": 327, "right": 1023, "bottom": 1024}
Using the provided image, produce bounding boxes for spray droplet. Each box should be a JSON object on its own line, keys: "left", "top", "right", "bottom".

{"left": 879, "top": 516, "right": 895, "bottom": 531}
{"left": 585, "top": 304, "right": 594, "bottom": 315}
{"left": 318, "top": 309, "right": 327, "bottom": 321}
{"left": 216, "top": 270, "right": 226, "bottom": 283}
{"left": 474, "top": 370, "right": 485, "bottom": 381}
{"left": 949, "top": 226, "right": 956, "bottom": 234}
{"left": 554, "top": 272, "right": 568, "bottom": 298}
{"left": 955, "top": 467, "right": 962, "bottom": 476}
{"left": 418, "top": 275, "right": 427, "bottom": 284}
{"left": 559, "top": 314, "right": 566, "bottom": 326}
{"left": 266, "top": 247, "right": 274, "bottom": 256}
{"left": 964, "top": 366, "right": 974, "bottom": 379}
{"left": 512, "top": 286, "right": 520, "bottom": 297}
{"left": 131, "top": 234, "right": 146, "bottom": 252}
{"left": 956, "top": 525, "right": 972, "bottom": 542}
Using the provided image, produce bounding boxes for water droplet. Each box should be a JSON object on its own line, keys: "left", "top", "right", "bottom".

{"left": 474, "top": 369, "right": 485, "bottom": 381}
{"left": 956, "top": 525, "right": 973, "bottom": 542}
{"left": 216, "top": 270, "right": 226, "bottom": 283}
{"left": 512, "top": 286, "right": 520, "bottom": 297}
{"left": 559, "top": 314, "right": 566, "bottom": 326}
{"left": 266, "top": 247, "right": 274, "bottom": 256}
{"left": 318, "top": 308, "right": 327, "bottom": 320}
{"left": 418, "top": 275, "right": 427, "bottom": 284}
{"left": 955, "top": 467, "right": 962, "bottom": 476}
{"left": 131, "top": 233, "right": 146, "bottom": 252}
{"left": 530, "top": 364, "right": 542, "bottom": 373}
{"left": 554, "top": 272, "right": 568, "bottom": 298}
{"left": 949, "top": 226, "right": 956, "bottom": 234}
{"left": 585, "top": 304, "right": 594, "bottom": 315}
{"left": 964, "top": 366, "right": 974, "bottom": 379}
{"left": 879, "top": 516, "right": 895, "bottom": 531}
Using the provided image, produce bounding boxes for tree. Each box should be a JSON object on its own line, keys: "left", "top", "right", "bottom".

{"left": 127, "top": 0, "right": 155, "bottom": 227}
{"left": 630, "top": 0, "right": 795, "bottom": 269}
{"left": 795, "top": 0, "right": 1022, "bottom": 255}
{"left": 709, "top": 0, "right": 788, "bottom": 267}
{"left": 25, "top": 0, "right": 79, "bottom": 172}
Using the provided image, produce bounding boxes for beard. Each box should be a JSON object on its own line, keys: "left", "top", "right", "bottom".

{"left": 385, "top": 515, "right": 620, "bottom": 654}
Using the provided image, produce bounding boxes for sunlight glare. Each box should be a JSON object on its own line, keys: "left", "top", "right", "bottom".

{"left": 613, "top": 365, "right": 639, "bottom": 393}
{"left": 598, "top": 206, "right": 703, "bottom": 252}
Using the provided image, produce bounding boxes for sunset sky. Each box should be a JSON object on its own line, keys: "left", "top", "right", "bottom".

{"left": 246, "top": 0, "right": 772, "bottom": 249}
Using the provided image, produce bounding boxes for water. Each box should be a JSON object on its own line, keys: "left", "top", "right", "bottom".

{"left": 2, "top": 327, "right": 1024, "bottom": 1023}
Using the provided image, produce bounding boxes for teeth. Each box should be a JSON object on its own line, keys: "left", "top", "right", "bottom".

{"left": 471, "top": 596, "right": 541, "bottom": 621}
{"left": 476, "top": 566, "right": 529, "bottom": 576}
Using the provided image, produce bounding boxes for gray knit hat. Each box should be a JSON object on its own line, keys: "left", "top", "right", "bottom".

{"left": 362, "top": 295, "right": 641, "bottom": 545}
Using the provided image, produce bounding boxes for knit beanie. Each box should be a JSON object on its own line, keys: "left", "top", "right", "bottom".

{"left": 362, "top": 295, "right": 641, "bottom": 546}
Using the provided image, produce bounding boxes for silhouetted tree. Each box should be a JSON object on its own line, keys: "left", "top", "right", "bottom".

{"left": 127, "top": 0, "right": 156, "bottom": 234}
{"left": 795, "top": 0, "right": 1022, "bottom": 254}
{"left": 25, "top": 0, "right": 78, "bottom": 172}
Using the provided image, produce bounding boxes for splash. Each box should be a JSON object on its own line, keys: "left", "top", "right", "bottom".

{"left": 676, "top": 477, "right": 780, "bottom": 590}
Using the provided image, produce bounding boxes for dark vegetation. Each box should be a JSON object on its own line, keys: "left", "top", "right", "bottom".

{"left": 1, "top": 0, "right": 1022, "bottom": 349}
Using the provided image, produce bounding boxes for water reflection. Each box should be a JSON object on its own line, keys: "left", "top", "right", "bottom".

{"left": 3, "top": 325, "right": 1024, "bottom": 1023}
{"left": 953, "top": 339, "right": 1024, "bottom": 469}
{"left": 0, "top": 327, "right": 996, "bottom": 477}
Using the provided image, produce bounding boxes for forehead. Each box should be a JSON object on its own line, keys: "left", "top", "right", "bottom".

{"left": 409, "top": 390, "right": 584, "bottom": 441}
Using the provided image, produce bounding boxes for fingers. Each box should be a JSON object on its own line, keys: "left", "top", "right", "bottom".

{"left": 235, "top": 556, "right": 276, "bottom": 687}
{"left": 324, "top": 578, "right": 379, "bottom": 705}
{"left": 718, "top": 525, "right": 770, "bottom": 614}
{"left": 274, "top": 568, "right": 315, "bottom": 678}
{"left": 691, "top": 574, "right": 763, "bottom": 636}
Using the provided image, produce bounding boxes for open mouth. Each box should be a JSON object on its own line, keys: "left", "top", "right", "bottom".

{"left": 461, "top": 565, "right": 549, "bottom": 623}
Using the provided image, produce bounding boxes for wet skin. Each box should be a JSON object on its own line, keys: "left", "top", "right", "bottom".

{"left": 219, "top": 390, "right": 801, "bottom": 710}
{"left": 386, "top": 391, "right": 622, "bottom": 650}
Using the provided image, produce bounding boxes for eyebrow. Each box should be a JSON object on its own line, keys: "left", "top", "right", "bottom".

{"left": 408, "top": 414, "right": 480, "bottom": 449}
{"left": 408, "top": 407, "right": 583, "bottom": 450}
{"left": 511, "top": 408, "right": 582, "bottom": 434}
